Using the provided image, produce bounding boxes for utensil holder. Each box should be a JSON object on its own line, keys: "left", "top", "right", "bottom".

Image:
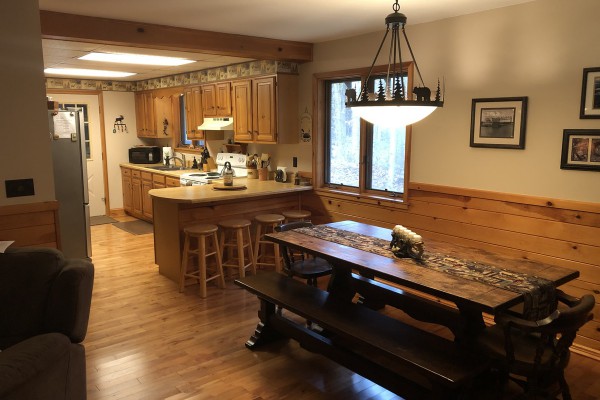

{"left": 247, "top": 168, "right": 258, "bottom": 179}
{"left": 258, "top": 167, "right": 268, "bottom": 181}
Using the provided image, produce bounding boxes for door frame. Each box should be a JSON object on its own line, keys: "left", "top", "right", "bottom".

{"left": 47, "top": 89, "right": 110, "bottom": 215}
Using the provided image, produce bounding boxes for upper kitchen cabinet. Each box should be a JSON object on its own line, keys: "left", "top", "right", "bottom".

{"left": 154, "top": 92, "right": 180, "bottom": 138}
{"left": 201, "top": 82, "right": 231, "bottom": 117}
{"left": 232, "top": 75, "right": 298, "bottom": 144}
{"left": 135, "top": 91, "right": 156, "bottom": 137}
{"left": 184, "top": 86, "right": 204, "bottom": 139}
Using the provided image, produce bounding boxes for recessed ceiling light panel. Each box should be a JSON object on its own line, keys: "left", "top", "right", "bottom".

{"left": 79, "top": 52, "right": 195, "bottom": 66}
{"left": 44, "top": 68, "right": 136, "bottom": 78}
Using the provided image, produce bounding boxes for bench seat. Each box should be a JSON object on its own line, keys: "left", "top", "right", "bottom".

{"left": 235, "top": 272, "right": 490, "bottom": 398}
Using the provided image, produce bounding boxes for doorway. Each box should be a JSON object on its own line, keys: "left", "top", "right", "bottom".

{"left": 50, "top": 93, "right": 107, "bottom": 217}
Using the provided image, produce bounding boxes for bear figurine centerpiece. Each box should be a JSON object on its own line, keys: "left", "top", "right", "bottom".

{"left": 390, "top": 225, "right": 424, "bottom": 260}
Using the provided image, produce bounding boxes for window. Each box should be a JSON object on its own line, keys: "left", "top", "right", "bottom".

{"left": 318, "top": 64, "right": 412, "bottom": 201}
{"left": 60, "top": 103, "right": 91, "bottom": 159}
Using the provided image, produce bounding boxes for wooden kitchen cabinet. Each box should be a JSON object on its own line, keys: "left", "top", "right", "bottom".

{"left": 184, "top": 86, "right": 204, "bottom": 139}
{"left": 142, "top": 171, "right": 153, "bottom": 219}
{"left": 231, "top": 80, "right": 253, "bottom": 141}
{"left": 165, "top": 177, "right": 181, "bottom": 187}
{"left": 154, "top": 94, "right": 177, "bottom": 138}
{"left": 231, "top": 75, "right": 298, "bottom": 144}
{"left": 131, "top": 170, "right": 143, "bottom": 216}
{"left": 121, "top": 167, "right": 133, "bottom": 213}
{"left": 201, "top": 82, "right": 231, "bottom": 117}
{"left": 134, "top": 91, "right": 156, "bottom": 137}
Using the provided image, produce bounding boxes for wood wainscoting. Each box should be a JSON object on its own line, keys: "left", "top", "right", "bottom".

{"left": 302, "top": 183, "right": 600, "bottom": 359}
{"left": 0, "top": 201, "right": 60, "bottom": 249}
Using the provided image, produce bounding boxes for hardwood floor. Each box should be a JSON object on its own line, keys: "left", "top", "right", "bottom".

{"left": 86, "top": 217, "right": 600, "bottom": 399}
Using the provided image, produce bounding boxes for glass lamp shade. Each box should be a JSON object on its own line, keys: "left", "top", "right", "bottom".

{"left": 352, "top": 104, "right": 438, "bottom": 127}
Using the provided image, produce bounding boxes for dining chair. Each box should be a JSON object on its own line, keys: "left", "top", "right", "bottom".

{"left": 275, "top": 221, "right": 332, "bottom": 287}
{"left": 476, "top": 290, "right": 594, "bottom": 400}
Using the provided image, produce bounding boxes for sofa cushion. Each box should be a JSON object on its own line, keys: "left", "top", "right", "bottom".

{"left": 0, "top": 333, "right": 71, "bottom": 400}
{"left": 0, "top": 248, "right": 65, "bottom": 349}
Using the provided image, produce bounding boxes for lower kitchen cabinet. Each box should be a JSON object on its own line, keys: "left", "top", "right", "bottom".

{"left": 121, "top": 167, "right": 181, "bottom": 221}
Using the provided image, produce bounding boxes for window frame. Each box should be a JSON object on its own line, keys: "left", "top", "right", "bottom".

{"left": 313, "top": 63, "right": 414, "bottom": 206}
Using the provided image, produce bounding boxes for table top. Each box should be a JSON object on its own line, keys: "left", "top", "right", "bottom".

{"left": 265, "top": 220, "right": 579, "bottom": 314}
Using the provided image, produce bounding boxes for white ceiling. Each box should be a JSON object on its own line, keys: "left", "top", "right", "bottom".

{"left": 39, "top": 0, "right": 535, "bottom": 81}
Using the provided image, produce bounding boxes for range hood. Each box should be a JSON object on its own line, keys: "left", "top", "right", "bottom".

{"left": 198, "top": 117, "right": 233, "bottom": 131}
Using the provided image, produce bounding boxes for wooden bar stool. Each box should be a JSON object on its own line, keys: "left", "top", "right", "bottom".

{"left": 218, "top": 218, "right": 256, "bottom": 278}
{"left": 179, "top": 223, "right": 225, "bottom": 298}
{"left": 254, "top": 213, "right": 285, "bottom": 272}
{"left": 282, "top": 209, "right": 311, "bottom": 223}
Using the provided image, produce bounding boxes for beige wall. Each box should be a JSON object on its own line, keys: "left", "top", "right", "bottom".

{"left": 0, "top": 0, "right": 55, "bottom": 205}
{"left": 299, "top": 0, "right": 600, "bottom": 203}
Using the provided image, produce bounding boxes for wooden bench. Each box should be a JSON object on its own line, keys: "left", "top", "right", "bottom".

{"left": 235, "top": 272, "right": 490, "bottom": 399}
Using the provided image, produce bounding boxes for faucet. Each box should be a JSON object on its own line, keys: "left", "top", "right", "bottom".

{"left": 170, "top": 153, "right": 187, "bottom": 169}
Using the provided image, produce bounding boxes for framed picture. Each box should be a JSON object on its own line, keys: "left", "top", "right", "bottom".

{"left": 560, "top": 129, "right": 600, "bottom": 171}
{"left": 579, "top": 67, "right": 600, "bottom": 119}
{"left": 470, "top": 97, "right": 528, "bottom": 149}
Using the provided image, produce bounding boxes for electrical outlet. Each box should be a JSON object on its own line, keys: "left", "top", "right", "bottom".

{"left": 293, "top": 157, "right": 298, "bottom": 168}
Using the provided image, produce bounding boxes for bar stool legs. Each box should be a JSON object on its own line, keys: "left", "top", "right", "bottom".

{"left": 218, "top": 219, "right": 256, "bottom": 278}
{"left": 254, "top": 213, "right": 285, "bottom": 272}
{"left": 179, "top": 224, "right": 225, "bottom": 298}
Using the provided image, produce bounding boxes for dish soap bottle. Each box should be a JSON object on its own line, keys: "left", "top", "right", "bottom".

{"left": 223, "top": 161, "right": 234, "bottom": 186}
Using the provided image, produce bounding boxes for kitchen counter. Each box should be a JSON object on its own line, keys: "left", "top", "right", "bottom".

{"left": 149, "top": 179, "right": 312, "bottom": 203}
{"left": 149, "top": 177, "right": 313, "bottom": 284}
{"left": 120, "top": 162, "right": 201, "bottom": 178}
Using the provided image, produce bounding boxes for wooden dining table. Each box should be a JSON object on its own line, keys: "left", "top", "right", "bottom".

{"left": 265, "top": 220, "right": 579, "bottom": 341}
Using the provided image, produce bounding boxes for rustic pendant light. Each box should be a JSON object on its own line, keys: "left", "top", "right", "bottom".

{"left": 345, "top": 0, "right": 444, "bottom": 127}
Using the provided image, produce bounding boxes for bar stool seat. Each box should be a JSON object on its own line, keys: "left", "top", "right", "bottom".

{"left": 282, "top": 209, "right": 311, "bottom": 222}
{"left": 218, "top": 218, "right": 256, "bottom": 279}
{"left": 179, "top": 223, "right": 225, "bottom": 298}
{"left": 254, "top": 213, "right": 285, "bottom": 272}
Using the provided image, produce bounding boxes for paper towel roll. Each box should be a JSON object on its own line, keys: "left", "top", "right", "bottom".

{"left": 162, "top": 147, "right": 172, "bottom": 164}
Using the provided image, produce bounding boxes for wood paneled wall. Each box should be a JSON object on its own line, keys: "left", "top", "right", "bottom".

{"left": 0, "top": 201, "right": 60, "bottom": 249}
{"left": 301, "top": 183, "right": 600, "bottom": 359}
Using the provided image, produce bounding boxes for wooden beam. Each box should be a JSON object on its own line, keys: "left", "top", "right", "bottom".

{"left": 39, "top": 10, "right": 313, "bottom": 63}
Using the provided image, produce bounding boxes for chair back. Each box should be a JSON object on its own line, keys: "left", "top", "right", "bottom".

{"left": 275, "top": 221, "right": 313, "bottom": 272}
{"left": 498, "top": 291, "right": 594, "bottom": 368}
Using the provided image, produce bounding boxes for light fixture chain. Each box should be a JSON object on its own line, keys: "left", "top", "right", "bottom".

{"left": 402, "top": 27, "right": 426, "bottom": 87}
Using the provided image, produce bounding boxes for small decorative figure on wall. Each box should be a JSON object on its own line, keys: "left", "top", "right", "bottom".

{"left": 113, "top": 115, "right": 128, "bottom": 133}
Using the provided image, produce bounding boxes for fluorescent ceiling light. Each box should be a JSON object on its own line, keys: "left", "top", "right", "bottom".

{"left": 44, "top": 68, "right": 136, "bottom": 78}
{"left": 79, "top": 52, "right": 195, "bottom": 66}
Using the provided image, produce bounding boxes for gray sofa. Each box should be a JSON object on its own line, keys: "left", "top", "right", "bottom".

{"left": 0, "top": 247, "right": 94, "bottom": 400}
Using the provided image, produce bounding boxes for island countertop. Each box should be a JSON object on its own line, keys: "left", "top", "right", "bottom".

{"left": 149, "top": 179, "right": 312, "bottom": 203}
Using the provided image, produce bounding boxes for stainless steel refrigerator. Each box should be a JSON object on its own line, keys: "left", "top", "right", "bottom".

{"left": 49, "top": 109, "right": 92, "bottom": 259}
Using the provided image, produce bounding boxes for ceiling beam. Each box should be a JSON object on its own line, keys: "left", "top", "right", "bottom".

{"left": 39, "top": 11, "right": 313, "bottom": 63}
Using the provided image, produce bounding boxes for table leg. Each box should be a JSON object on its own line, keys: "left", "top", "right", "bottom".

{"left": 456, "top": 304, "right": 486, "bottom": 344}
{"left": 327, "top": 265, "right": 356, "bottom": 302}
{"left": 245, "top": 298, "right": 285, "bottom": 349}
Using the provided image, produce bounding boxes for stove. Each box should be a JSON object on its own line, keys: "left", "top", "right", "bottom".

{"left": 179, "top": 171, "right": 221, "bottom": 186}
{"left": 179, "top": 153, "right": 248, "bottom": 186}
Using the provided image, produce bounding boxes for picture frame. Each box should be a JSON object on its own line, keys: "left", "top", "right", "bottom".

{"left": 470, "top": 97, "right": 528, "bottom": 149}
{"left": 560, "top": 129, "right": 600, "bottom": 171}
{"left": 580, "top": 67, "right": 600, "bottom": 119}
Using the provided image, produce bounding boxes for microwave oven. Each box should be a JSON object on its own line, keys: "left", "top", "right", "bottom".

{"left": 128, "top": 146, "right": 162, "bottom": 164}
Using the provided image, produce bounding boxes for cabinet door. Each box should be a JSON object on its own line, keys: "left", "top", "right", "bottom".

{"left": 253, "top": 77, "right": 277, "bottom": 143}
{"left": 143, "top": 92, "right": 155, "bottom": 136}
{"left": 121, "top": 169, "right": 133, "bottom": 212}
{"left": 232, "top": 80, "right": 253, "bottom": 142}
{"left": 142, "top": 179, "right": 153, "bottom": 219}
{"left": 132, "top": 176, "right": 143, "bottom": 215}
{"left": 166, "top": 177, "right": 181, "bottom": 187}
{"left": 154, "top": 95, "right": 174, "bottom": 137}
{"left": 201, "top": 84, "right": 217, "bottom": 117}
{"left": 185, "top": 86, "right": 203, "bottom": 139}
{"left": 216, "top": 82, "right": 231, "bottom": 116}
{"left": 134, "top": 92, "right": 146, "bottom": 137}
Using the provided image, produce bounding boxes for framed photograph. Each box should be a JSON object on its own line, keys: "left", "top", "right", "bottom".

{"left": 580, "top": 67, "right": 600, "bottom": 119}
{"left": 560, "top": 129, "right": 600, "bottom": 171}
{"left": 470, "top": 97, "right": 528, "bottom": 149}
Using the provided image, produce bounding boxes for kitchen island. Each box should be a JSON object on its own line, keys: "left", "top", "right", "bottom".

{"left": 149, "top": 180, "right": 312, "bottom": 283}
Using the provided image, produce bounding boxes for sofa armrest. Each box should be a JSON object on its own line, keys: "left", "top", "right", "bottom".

{"left": 45, "top": 259, "right": 94, "bottom": 343}
{"left": 0, "top": 333, "right": 71, "bottom": 400}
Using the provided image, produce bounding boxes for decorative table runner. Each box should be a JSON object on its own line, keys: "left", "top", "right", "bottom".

{"left": 293, "top": 225, "right": 556, "bottom": 320}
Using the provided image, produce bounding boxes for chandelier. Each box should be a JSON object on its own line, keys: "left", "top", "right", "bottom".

{"left": 345, "top": 0, "right": 444, "bottom": 127}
